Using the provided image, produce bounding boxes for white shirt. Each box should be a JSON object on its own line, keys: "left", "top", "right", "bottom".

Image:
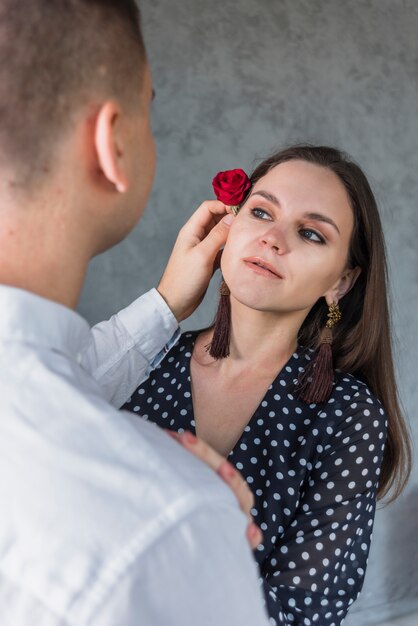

{"left": 0, "top": 285, "right": 269, "bottom": 626}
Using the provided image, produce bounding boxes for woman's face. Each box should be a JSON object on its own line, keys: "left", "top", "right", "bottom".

{"left": 221, "top": 159, "right": 356, "bottom": 315}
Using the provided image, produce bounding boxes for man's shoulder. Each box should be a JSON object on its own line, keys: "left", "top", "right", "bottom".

{"left": 0, "top": 348, "right": 237, "bottom": 623}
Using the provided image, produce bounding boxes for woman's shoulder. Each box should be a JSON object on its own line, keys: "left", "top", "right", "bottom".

{"left": 332, "top": 370, "right": 382, "bottom": 407}
{"left": 325, "top": 370, "right": 388, "bottom": 436}
{"left": 295, "top": 346, "right": 384, "bottom": 409}
{"left": 293, "top": 347, "right": 384, "bottom": 410}
{"left": 290, "top": 346, "right": 387, "bottom": 436}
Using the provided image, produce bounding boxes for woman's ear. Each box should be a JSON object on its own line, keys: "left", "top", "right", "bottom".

{"left": 94, "top": 101, "right": 129, "bottom": 193}
{"left": 325, "top": 266, "right": 362, "bottom": 306}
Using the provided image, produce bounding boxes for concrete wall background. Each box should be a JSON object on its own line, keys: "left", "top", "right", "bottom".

{"left": 78, "top": 1, "right": 418, "bottom": 623}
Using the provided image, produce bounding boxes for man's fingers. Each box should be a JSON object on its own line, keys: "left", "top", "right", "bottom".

{"left": 178, "top": 431, "right": 224, "bottom": 470}
{"left": 165, "top": 429, "right": 180, "bottom": 441}
{"left": 181, "top": 200, "right": 229, "bottom": 238}
{"left": 197, "top": 214, "right": 234, "bottom": 260}
{"left": 178, "top": 432, "right": 254, "bottom": 518}
{"left": 247, "top": 523, "right": 263, "bottom": 550}
{"left": 217, "top": 461, "right": 254, "bottom": 516}
{"left": 167, "top": 430, "right": 263, "bottom": 550}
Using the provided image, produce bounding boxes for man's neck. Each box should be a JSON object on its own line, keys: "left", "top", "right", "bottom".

{"left": 0, "top": 263, "right": 87, "bottom": 310}
{"left": 0, "top": 209, "right": 90, "bottom": 310}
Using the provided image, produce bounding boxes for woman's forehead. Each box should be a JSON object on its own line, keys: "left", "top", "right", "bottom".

{"left": 255, "top": 161, "right": 351, "bottom": 209}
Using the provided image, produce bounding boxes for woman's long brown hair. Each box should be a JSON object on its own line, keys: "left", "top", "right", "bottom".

{"left": 248, "top": 145, "right": 412, "bottom": 502}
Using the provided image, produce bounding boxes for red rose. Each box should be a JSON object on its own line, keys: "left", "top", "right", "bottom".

{"left": 212, "top": 168, "right": 251, "bottom": 206}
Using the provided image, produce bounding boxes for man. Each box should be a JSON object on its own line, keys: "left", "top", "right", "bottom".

{"left": 0, "top": 2, "right": 269, "bottom": 625}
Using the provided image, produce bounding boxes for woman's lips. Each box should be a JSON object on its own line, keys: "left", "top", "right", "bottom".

{"left": 242, "top": 257, "right": 283, "bottom": 279}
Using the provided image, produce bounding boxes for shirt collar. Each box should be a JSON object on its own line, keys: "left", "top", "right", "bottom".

{"left": 0, "top": 285, "right": 91, "bottom": 361}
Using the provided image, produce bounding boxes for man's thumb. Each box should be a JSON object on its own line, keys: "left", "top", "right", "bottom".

{"left": 222, "top": 214, "right": 234, "bottom": 226}
{"left": 199, "top": 214, "right": 233, "bottom": 258}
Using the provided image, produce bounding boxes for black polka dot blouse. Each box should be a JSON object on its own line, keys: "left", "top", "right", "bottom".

{"left": 123, "top": 331, "right": 387, "bottom": 626}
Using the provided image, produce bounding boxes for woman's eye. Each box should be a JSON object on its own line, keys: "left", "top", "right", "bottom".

{"left": 251, "top": 208, "right": 272, "bottom": 220}
{"left": 300, "top": 229, "right": 325, "bottom": 244}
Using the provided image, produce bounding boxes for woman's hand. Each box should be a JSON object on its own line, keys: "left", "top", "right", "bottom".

{"left": 165, "top": 429, "right": 263, "bottom": 550}
{"left": 157, "top": 200, "right": 234, "bottom": 322}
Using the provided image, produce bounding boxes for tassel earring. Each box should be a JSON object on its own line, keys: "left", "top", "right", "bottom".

{"left": 207, "top": 280, "right": 231, "bottom": 359}
{"left": 298, "top": 302, "right": 341, "bottom": 404}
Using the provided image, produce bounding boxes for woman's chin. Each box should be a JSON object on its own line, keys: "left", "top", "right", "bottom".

{"left": 229, "top": 288, "right": 278, "bottom": 313}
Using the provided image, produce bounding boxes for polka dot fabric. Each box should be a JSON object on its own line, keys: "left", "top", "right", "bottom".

{"left": 123, "top": 331, "right": 387, "bottom": 626}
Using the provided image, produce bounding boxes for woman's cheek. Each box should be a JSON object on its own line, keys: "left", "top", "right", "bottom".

{"left": 220, "top": 231, "right": 242, "bottom": 282}
{"left": 221, "top": 217, "right": 255, "bottom": 277}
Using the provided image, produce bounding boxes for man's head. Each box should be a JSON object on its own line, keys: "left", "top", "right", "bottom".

{"left": 0, "top": 0, "right": 155, "bottom": 255}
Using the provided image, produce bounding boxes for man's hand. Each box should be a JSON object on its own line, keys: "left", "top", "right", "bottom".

{"left": 157, "top": 201, "right": 234, "bottom": 322}
{"left": 166, "top": 430, "right": 263, "bottom": 550}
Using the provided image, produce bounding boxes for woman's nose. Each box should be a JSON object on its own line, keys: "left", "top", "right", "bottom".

{"left": 259, "top": 225, "right": 288, "bottom": 253}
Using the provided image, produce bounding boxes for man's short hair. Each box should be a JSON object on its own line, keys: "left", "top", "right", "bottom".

{"left": 0, "top": 0, "right": 146, "bottom": 186}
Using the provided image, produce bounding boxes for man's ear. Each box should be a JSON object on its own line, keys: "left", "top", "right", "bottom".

{"left": 325, "top": 266, "right": 362, "bottom": 306}
{"left": 94, "top": 101, "right": 129, "bottom": 193}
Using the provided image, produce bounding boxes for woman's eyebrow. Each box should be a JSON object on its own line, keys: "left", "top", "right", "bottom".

{"left": 303, "top": 212, "right": 340, "bottom": 235}
{"left": 251, "top": 190, "right": 281, "bottom": 206}
{"left": 251, "top": 190, "right": 340, "bottom": 235}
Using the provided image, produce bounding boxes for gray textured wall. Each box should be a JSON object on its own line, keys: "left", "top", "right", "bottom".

{"left": 78, "top": 1, "right": 418, "bottom": 623}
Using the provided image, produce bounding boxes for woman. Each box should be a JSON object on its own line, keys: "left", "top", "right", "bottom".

{"left": 123, "top": 145, "right": 411, "bottom": 626}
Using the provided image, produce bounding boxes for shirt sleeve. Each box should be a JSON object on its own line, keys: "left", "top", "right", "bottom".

{"left": 79, "top": 289, "right": 180, "bottom": 408}
{"left": 259, "top": 391, "right": 387, "bottom": 626}
{"left": 88, "top": 503, "right": 270, "bottom": 626}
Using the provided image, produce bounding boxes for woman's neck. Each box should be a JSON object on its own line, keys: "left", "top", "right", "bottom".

{"left": 201, "top": 296, "right": 306, "bottom": 377}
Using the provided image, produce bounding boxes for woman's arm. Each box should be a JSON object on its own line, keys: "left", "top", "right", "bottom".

{"left": 259, "top": 392, "right": 387, "bottom": 625}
